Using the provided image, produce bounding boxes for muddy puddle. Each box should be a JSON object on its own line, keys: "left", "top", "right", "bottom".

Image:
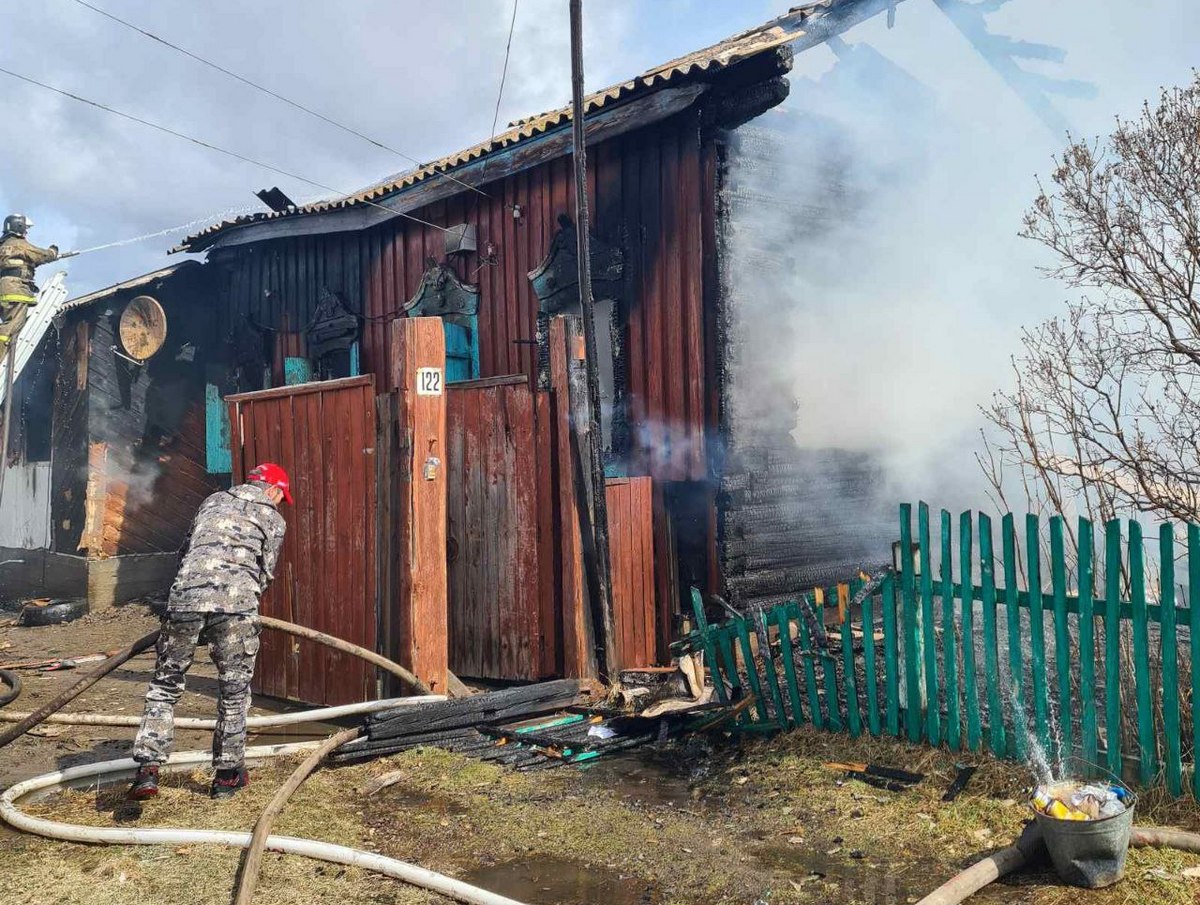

{"left": 462, "top": 856, "right": 655, "bottom": 905}
{"left": 376, "top": 783, "right": 468, "bottom": 815}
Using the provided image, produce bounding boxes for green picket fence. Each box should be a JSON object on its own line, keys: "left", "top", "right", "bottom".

{"left": 679, "top": 502, "right": 1200, "bottom": 797}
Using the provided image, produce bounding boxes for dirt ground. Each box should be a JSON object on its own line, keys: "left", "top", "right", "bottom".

{"left": 3, "top": 606, "right": 1200, "bottom": 905}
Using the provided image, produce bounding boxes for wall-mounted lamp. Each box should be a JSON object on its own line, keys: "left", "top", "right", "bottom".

{"left": 512, "top": 203, "right": 523, "bottom": 221}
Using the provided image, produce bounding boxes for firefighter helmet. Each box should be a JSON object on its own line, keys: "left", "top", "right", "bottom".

{"left": 247, "top": 462, "right": 293, "bottom": 504}
{"left": 3, "top": 214, "right": 31, "bottom": 238}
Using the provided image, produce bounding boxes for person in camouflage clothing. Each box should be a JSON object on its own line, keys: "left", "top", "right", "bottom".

{"left": 128, "top": 463, "right": 291, "bottom": 801}
{"left": 0, "top": 214, "right": 60, "bottom": 349}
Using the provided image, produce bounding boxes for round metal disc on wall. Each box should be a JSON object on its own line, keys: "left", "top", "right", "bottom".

{"left": 119, "top": 295, "right": 168, "bottom": 361}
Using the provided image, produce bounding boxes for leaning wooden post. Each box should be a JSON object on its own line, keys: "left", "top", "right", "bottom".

{"left": 549, "top": 316, "right": 597, "bottom": 680}
{"left": 568, "top": 0, "right": 619, "bottom": 680}
{"left": 390, "top": 317, "right": 448, "bottom": 694}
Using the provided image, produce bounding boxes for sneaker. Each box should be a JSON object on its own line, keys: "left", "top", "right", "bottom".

{"left": 210, "top": 767, "right": 249, "bottom": 800}
{"left": 126, "top": 764, "right": 160, "bottom": 800}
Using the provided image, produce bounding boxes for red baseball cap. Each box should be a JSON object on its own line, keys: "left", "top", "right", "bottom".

{"left": 247, "top": 462, "right": 293, "bottom": 504}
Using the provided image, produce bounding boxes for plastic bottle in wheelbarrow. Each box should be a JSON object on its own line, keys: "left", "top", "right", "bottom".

{"left": 1032, "top": 780, "right": 1135, "bottom": 888}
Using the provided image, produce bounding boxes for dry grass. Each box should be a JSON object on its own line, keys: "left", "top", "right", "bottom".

{"left": 3, "top": 729, "right": 1200, "bottom": 905}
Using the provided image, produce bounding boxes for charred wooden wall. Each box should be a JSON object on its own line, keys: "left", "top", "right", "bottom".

{"left": 209, "top": 114, "right": 711, "bottom": 484}
{"left": 58, "top": 267, "right": 223, "bottom": 559}
{"left": 50, "top": 319, "right": 90, "bottom": 553}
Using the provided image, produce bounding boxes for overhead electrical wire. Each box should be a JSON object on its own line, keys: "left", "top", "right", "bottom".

{"left": 69, "top": 0, "right": 494, "bottom": 202}
{"left": 0, "top": 65, "right": 451, "bottom": 235}
{"left": 489, "top": 0, "right": 520, "bottom": 140}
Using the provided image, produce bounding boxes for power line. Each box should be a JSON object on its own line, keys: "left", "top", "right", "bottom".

{"left": 69, "top": 0, "right": 492, "bottom": 202}
{"left": 489, "top": 0, "right": 520, "bottom": 140}
{"left": 0, "top": 65, "right": 450, "bottom": 234}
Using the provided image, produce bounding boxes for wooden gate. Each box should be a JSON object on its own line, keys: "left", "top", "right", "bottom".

{"left": 446, "top": 377, "right": 556, "bottom": 681}
{"left": 227, "top": 376, "right": 377, "bottom": 705}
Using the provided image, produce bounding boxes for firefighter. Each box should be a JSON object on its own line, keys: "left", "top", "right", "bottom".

{"left": 0, "top": 215, "right": 59, "bottom": 349}
{"left": 127, "top": 463, "right": 292, "bottom": 801}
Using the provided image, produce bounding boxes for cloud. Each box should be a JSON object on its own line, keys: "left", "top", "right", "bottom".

{"left": 0, "top": 0, "right": 672, "bottom": 294}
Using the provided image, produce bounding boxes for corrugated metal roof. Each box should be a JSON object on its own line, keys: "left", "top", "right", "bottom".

{"left": 178, "top": 2, "right": 848, "bottom": 253}
{"left": 60, "top": 260, "right": 200, "bottom": 312}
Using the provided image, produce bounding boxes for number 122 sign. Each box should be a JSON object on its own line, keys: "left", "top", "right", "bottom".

{"left": 416, "top": 367, "right": 443, "bottom": 396}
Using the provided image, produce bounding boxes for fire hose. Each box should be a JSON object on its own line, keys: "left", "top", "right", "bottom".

{"left": 0, "top": 618, "right": 528, "bottom": 905}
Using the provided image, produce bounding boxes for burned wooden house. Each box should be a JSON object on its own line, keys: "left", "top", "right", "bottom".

{"left": 4, "top": 3, "right": 898, "bottom": 700}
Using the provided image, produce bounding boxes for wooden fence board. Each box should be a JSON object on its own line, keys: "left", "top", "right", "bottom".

{"left": 1002, "top": 513, "right": 1024, "bottom": 760}
{"left": 881, "top": 573, "right": 899, "bottom": 737}
{"left": 979, "top": 513, "right": 1005, "bottom": 756}
{"left": 605, "top": 477, "right": 659, "bottom": 669}
{"left": 1159, "top": 523, "right": 1182, "bottom": 796}
{"left": 1191, "top": 524, "right": 1200, "bottom": 799}
{"left": 917, "top": 503, "right": 939, "bottom": 746}
{"left": 1050, "top": 516, "right": 1072, "bottom": 761}
{"left": 940, "top": 510, "right": 959, "bottom": 750}
{"left": 1104, "top": 519, "right": 1123, "bottom": 777}
{"left": 1026, "top": 513, "right": 1050, "bottom": 758}
{"left": 900, "top": 504, "right": 920, "bottom": 742}
{"left": 227, "top": 376, "right": 377, "bottom": 705}
{"left": 863, "top": 585, "right": 880, "bottom": 737}
{"left": 960, "top": 512, "right": 980, "bottom": 751}
{"left": 1129, "top": 520, "right": 1156, "bottom": 784}
{"left": 1078, "top": 517, "right": 1098, "bottom": 773}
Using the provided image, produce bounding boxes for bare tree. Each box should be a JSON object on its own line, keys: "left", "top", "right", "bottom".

{"left": 984, "top": 74, "right": 1200, "bottom": 527}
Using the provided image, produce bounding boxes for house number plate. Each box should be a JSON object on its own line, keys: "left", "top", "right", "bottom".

{"left": 416, "top": 367, "right": 443, "bottom": 396}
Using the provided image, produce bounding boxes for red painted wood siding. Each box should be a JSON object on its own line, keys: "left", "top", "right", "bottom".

{"left": 445, "top": 379, "right": 556, "bottom": 680}
{"left": 227, "top": 376, "right": 378, "bottom": 705}
{"left": 606, "top": 477, "right": 659, "bottom": 669}
{"left": 213, "top": 114, "right": 708, "bottom": 482}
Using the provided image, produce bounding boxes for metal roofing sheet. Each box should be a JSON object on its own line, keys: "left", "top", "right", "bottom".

{"left": 178, "top": 2, "right": 852, "bottom": 252}
{"left": 60, "top": 260, "right": 200, "bottom": 312}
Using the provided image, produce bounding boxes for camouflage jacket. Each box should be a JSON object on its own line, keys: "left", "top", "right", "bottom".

{"left": 168, "top": 482, "right": 287, "bottom": 614}
{"left": 0, "top": 235, "right": 58, "bottom": 303}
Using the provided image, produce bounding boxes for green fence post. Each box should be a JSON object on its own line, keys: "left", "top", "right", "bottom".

{"left": 1129, "top": 520, "right": 1156, "bottom": 784}
{"left": 980, "top": 513, "right": 1006, "bottom": 757}
{"left": 941, "top": 510, "right": 960, "bottom": 750}
{"left": 842, "top": 583, "right": 861, "bottom": 738}
{"left": 863, "top": 581, "right": 881, "bottom": 736}
{"left": 773, "top": 604, "right": 805, "bottom": 726}
{"left": 754, "top": 610, "right": 789, "bottom": 730}
{"left": 1078, "top": 518, "right": 1098, "bottom": 776}
{"left": 1026, "top": 514, "right": 1050, "bottom": 757}
{"left": 1002, "top": 513, "right": 1025, "bottom": 760}
{"left": 736, "top": 619, "right": 773, "bottom": 728}
{"left": 901, "top": 504, "right": 922, "bottom": 742}
{"left": 795, "top": 601, "right": 824, "bottom": 731}
{"left": 1049, "top": 516, "right": 1073, "bottom": 762}
{"left": 919, "top": 503, "right": 940, "bottom": 745}
{"left": 1190, "top": 524, "right": 1200, "bottom": 799}
{"left": 961, "top": 512, "right": 981, "bottom": 752}
{"left": 691, "top": 589, "right": 728, "bottom": 706}
{"left": 1104, "top": 519, "right": 1123, "bottom": 778}
{"left": 1159, "top": 523, "right": 1182, "bottom": 796}
{"left": 882, "top": 574, "right": 900, "bottom": 737}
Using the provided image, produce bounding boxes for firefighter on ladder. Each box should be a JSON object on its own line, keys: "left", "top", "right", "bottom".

{"left": 0, "top": 214, "right": 61, "bottom": 350}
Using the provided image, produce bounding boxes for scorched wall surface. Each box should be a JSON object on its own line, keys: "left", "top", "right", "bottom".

{"left": 209, "top": 113, "right": 711, "bottom": 484}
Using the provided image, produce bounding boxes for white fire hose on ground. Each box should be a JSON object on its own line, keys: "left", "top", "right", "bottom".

{"left": 0, "top": 617, "right": 530, "bottom": 905}
{"left": 1, "top": 746, "right": 527, "bottom": 905}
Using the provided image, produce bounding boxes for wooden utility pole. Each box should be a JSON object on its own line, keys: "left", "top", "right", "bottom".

{"left": 568, "top": 0, "right": 619, "bottom": 680}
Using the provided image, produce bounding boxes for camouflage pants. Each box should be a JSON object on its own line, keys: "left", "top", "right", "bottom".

{"left": 132, "top": 612, "right": 261, "bottom": 769}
